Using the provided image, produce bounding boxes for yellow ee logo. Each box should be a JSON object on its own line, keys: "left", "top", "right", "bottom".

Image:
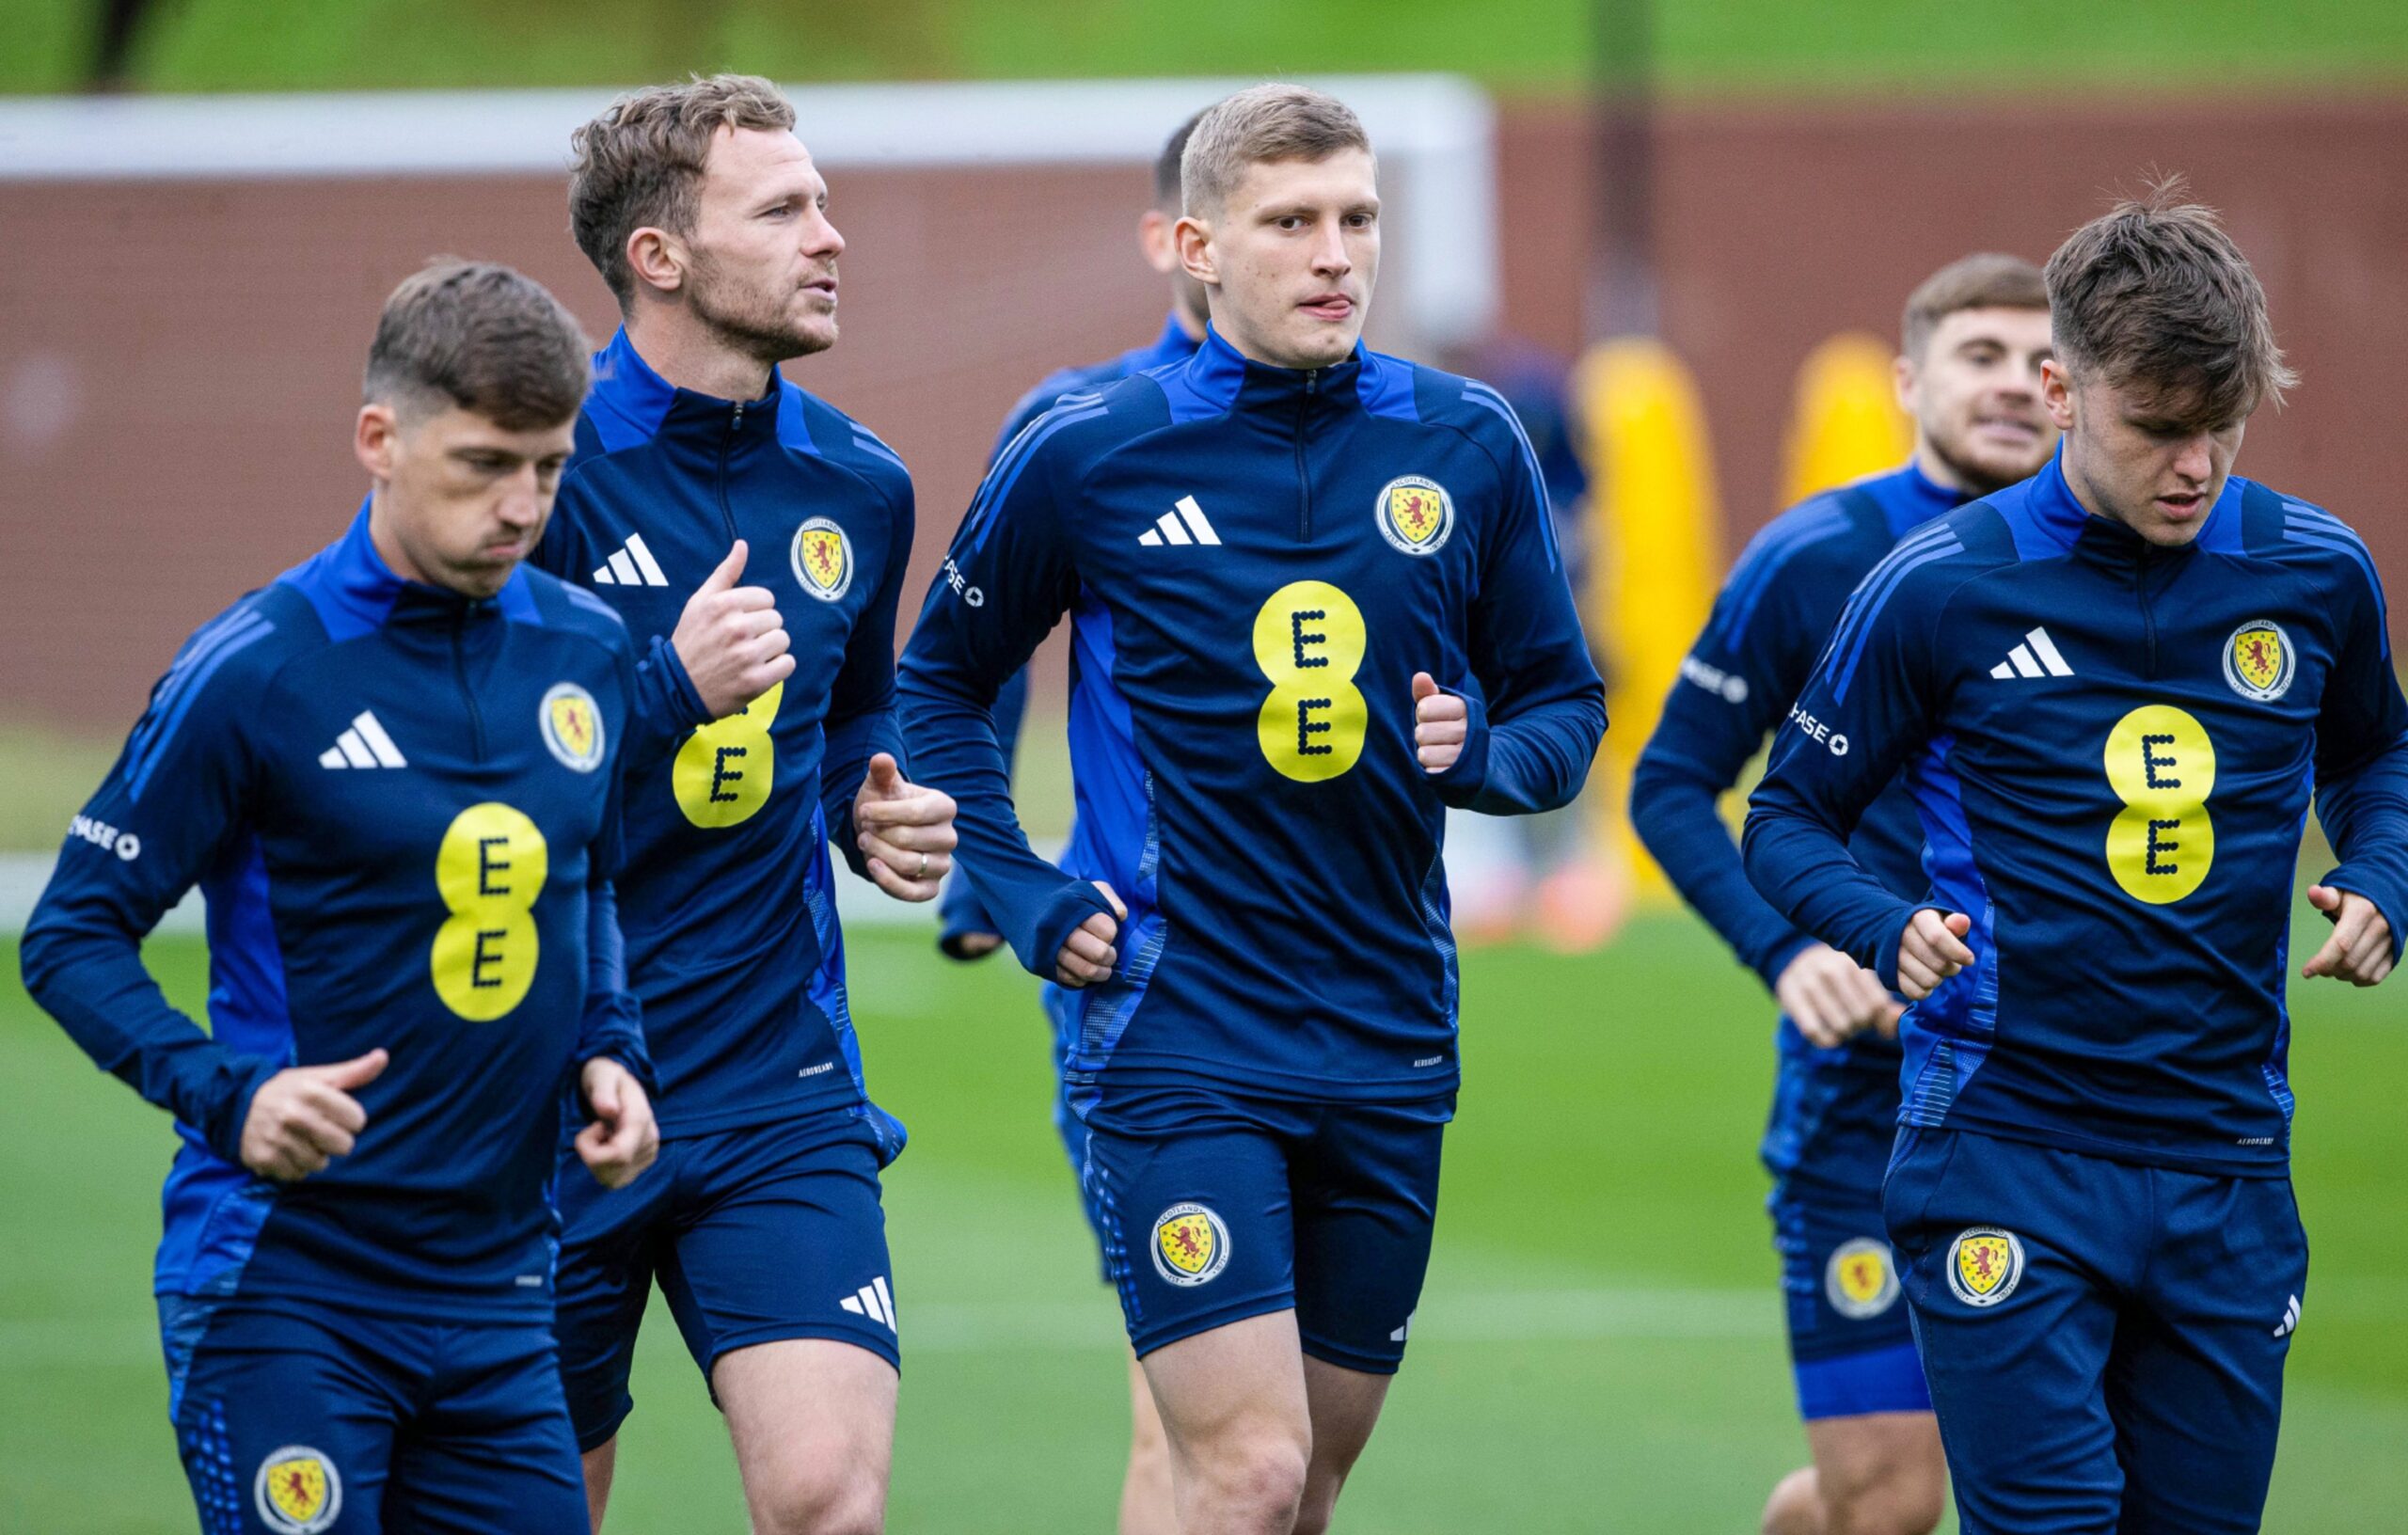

{"left": 673, "top": 679, "right": 784, "bottom": 828}
{"left": 2103, "top": 704, "right": 2216, "bottom": 905}
{"left": 1252, "top": 581, "right": 1368, "bottom": 783}
{"left": 431, "top": 803, "right": 548, "bottom": 1021}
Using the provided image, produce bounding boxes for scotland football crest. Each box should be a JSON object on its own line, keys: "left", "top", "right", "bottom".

{"left": 1151, "top": 1202, "right": 1231, "bottom": 1288}
{"left": 539, "top": 682, "right": 606, "bottom": 773}
{"left": 1374, "top": 475, "right": 1454, "bottom": 557}
{"left": 1824, "top": 1237, "right": 1901, "bottom": 1320}
{"left": 1946, "top": 1226, "right": 2026, "bottom": 1308}
{"left": 255, "top": 1446, "right": 341, "bottom": 1534}
{"left": 2222, "top": 619, "right": 2294, "bottom": 703}
{"left": 792, "top": 517, "right": 855, "bottom": 602}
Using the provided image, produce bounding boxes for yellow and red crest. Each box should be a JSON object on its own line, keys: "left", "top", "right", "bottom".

{"left": 1374, "top": 475, "right": 1454, "bottom": 556}
{"left": 1151, "top": 1202, "right": 1230, "bottom": 1287}
{"left": 539, "top": 682, "right": 606, "bottom": 773}
{"left": 2223, "top": 620, "right": 2293, "bottom": 702}
{"left": 255, "top": 1446, "right": 341, "bottom": 1534}
{"left": 1946, "top": 1226, "right": 2025, "bottom": 1308}
{"left": 792, "top": 517, "right": 854, "bottom": 601}
{"left": 1824, "top": 1237, "right": 1899, "bottom": 1319}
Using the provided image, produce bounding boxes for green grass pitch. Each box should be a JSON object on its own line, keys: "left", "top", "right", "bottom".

{"left": 4, "top": 911, "right": 2403, "bottom": 1531}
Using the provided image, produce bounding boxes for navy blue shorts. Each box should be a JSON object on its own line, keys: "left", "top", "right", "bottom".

{"left": 1763, "top": 1049, "right": 1931, "bottom": 1420}
{"left": 1081, "top": 1086, "right": 1450, "bottom": 1373}
{"left": 552, "top": 1108, "right": 897, "bottom": 1452}
{"left": 1884, "top": 1127, "right": 2306, "bottom": 1535}
{"left": 1772, "top": 1175, "right": 1929, "bottom": 1420}
{"left": 1040, "top": 983, "right": 1111, "bottom": 1277}
{"left": 161, "top": 1294, "right": 584, "bottom": 1535}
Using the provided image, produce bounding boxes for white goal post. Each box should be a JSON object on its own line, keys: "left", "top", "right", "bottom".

{"left": 0, "top": 75, "right": 1498, "bottom": 351}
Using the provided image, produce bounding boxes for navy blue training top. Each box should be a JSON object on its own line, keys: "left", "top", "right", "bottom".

{"left": 899, "top": 325, "right": 1608, "bottom": 1109}
{"left": 1746, "top": 451, "right": 2408, "bottom": 1175}
{"left": 23, "top": 508, "right": 651, "bottom": 1321}
{"left": 531, "top": 330, "right": 912, "bottom": 1149}
{"left": 1632, "top": 464, "right": 1962, "bottom": 1107}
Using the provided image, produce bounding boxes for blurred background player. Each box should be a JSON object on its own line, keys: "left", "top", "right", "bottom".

{"left": 1631, "top": 254, "right": 2053, "bottom": 1535}
{"left": 539, "top": 75, "right": 957, "bottom": 1535}
{"left": 899, "top": 85, "right": 1606, "bottom": 1534}
{"left": 1747, "top": 184, "right": 2407, "bottom": 1535}
{"left": 19, "top": 261, "right": 659, "bottom": 1534}
{"left": 934, "top": 105, "right": 1207, "bottom": 1535}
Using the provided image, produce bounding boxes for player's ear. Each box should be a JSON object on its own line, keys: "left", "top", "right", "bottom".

{"left": 1138, "top": 208, "right": 1180, "bottom": 277}
{"left": 355, "top": 403, "right": 402, "bottom": 483}
{"left": 2040, "top": 358, "right": 2076, "bottom": 432}
{"left": 1892, "top": 351, "right": 1918, "bottom": 415}
{"left": 625, "top": 225, "right": 687, "bottom": 297}
{"left": 1175, "top": 214, "right": 1217, "bottom": 288}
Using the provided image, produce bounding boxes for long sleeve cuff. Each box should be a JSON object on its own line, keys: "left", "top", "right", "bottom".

{"left": 625, "top": 635, "right": 715, "bottom": 768}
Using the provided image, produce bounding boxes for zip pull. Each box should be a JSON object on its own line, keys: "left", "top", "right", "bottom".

{"left": 731, "top": 402, "right": 745, "bottom": 431}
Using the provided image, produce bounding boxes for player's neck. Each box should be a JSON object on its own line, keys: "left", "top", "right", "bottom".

{"left": 622, "top": 309, "right": 776, "bottom": 404}
{"left": 1910, "top": 437, "right": 1993, "bottom": 499}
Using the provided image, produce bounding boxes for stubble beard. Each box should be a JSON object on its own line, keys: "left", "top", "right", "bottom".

{"left": 689, "top": 252, "right": 836, "bottom": 370}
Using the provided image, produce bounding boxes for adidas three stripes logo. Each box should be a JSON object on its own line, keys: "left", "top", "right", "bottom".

{"left": 1137, "top": 496, "right": 1222, "bottom": 547}
{"left": 1988, "top": 626, "right": 2075, "bottom": 680}
{"left": 839, "top": 1276, "right": 898, "bottom": 1333}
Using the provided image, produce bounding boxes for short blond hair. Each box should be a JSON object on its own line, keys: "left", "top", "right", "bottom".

{"left": 569, "top": 73, "right": 796, "bottom": 308}
{"left": 1181, "top": 84, "right": 1371, "bottom": 215}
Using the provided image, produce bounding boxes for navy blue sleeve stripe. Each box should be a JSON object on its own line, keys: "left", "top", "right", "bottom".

{"left": 126, "top": 611, "right": 274, "bottom": 802}
{"left": 1461, "top": 382, "right": 1562, "bottom": 570}
{"left": 1830, "top": 531, "right": 1963, "bottom": 704}
{"left": 1712, "top": 504, "right": 1853, "bottom": 651}
{"left": 2283, "top": 503, "right": 2388, "bottom": 644}
{"left": 131, "top": 603, "right": 261, "bottom": 760}
{"left": 851, "top": 430, "right": 909, "bottom": 474}
{"left": 1819, "top": 521, "right": 1959, "bottom": 688}
{"left": 959, "top": 404, "right": 1109, "bottom": 551}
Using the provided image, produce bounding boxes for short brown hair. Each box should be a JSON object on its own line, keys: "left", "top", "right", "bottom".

{"left": 569, "top": 73, "right": 796, "bottom": 308}
{"left": 1901, "top": 252, "right": 2048, "bottom": 360}
{"left": 1153, "top": 111, "right": 1206, "bottom": 209}
{"left": 2047, "top": 178, "right": 2296, "bottom": 426}
{"left": 363, "top": 261, "right": 590, "bottom": 430}
{"left": 1181, "top": 84, "right": 1371, "bottom": 215}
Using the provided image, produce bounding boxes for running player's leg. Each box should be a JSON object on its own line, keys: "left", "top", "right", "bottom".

{"left": 382, "top": 1324, "right": 588, "bottom": 1535}
{"left": 166, "top": 1299, "right": 411, "bottom": 1535}
{"left": 1764, "top": 1179, "right": 1944, "bottom": 1535}
{"left": 1053, "top": 985, "right": 1178, "bottom": 1535}
{"left": 1118, "top": 1347, "right": 1176, "bottom": 1535}
{"left": 1285, "top": 1101, "right": 1446, "bottom": 1534}
{"left": 2105, "top": 1171, "right": 2305, "bottom": 1535}
{"left": 1092, "top": 1091, "right": 1312, "bottom": 1532}
{"left": 655, "top": 1114, "right": 901, "bottom": 1535}
{"left": 1141, "top": 1312, "right": 1312, "bottom": 1535}
{"left": 551, "top": 1135, "right": 681, "bottom": 1530}
{"left": 1885, "top": 1129, "right": 2135, "bottom": 1534}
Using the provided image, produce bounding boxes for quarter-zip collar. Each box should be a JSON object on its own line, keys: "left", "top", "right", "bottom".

{"left": 282, "top": 498, "right": 538, "bottom": 643}
{"left": 1159, "top": 324, "right": 1371, "bottom": 423}
{"left": 2017, "top": 443, "right": 2239, "bottom": 568}
{"left": 586, "top": 326, "right": 785, "bottom": 452}
{"left": 1885, "top": 458, "right": 1972, "bottom": 539}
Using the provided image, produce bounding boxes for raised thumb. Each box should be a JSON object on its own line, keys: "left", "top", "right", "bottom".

{"left": 1411, "top": 672, "right": 1439, "bottom": 703}
{"left": 866, "top": 752, "right": 903, "bottom": 793}
{"left": 703, "top": 539, "right": 749, "bottom": 593}
{"left": 322, "top": 1049, "right": 389, "bottom": 1089}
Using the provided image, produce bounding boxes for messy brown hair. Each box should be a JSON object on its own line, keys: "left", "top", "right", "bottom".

{"left": 569, "top": 73, "right": 797, "bottom": 308}
{"left": 363, "top": 260, "right": 590, "bottom": 430}
{"left": 2046, "top": 178, "right": 2296, "bottom": 427}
